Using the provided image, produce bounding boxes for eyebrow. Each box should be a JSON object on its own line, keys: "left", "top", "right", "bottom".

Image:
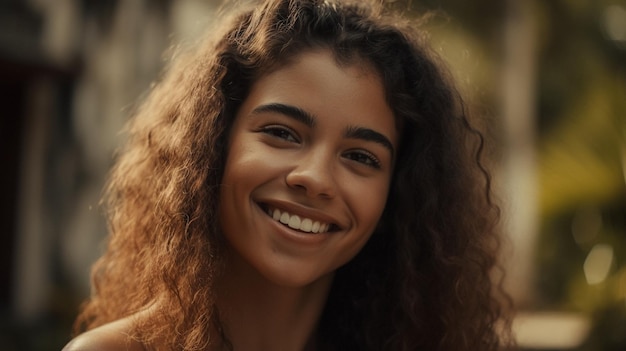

{"left": 251, "top": 103, "right": 316, "bottom": 128}
{"left": 344, "top": 126, "right": 395, "bottom": 157}
{"left": 251, "top": 102, "right": 395, "bottom": 156}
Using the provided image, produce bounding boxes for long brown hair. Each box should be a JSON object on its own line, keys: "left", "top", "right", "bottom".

{"left": 74, "top": 0, "right": 513, "bottom": 350}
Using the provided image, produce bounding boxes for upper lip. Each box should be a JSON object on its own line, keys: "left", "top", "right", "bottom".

{"left": 256, "top": 199, "right": 346, "bottom": 231}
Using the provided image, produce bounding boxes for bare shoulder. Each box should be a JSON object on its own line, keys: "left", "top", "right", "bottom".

{"left": 62, "top": 316, "right": 146, "bottom": 351}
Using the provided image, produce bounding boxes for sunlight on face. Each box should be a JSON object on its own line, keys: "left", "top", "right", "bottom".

{"left": 219, "top": 49, "right": 397, "bottom": 288}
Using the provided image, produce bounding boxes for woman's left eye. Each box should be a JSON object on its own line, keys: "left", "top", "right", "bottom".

{"left": 343, "top": 150, "right": 381, "bottom": 169}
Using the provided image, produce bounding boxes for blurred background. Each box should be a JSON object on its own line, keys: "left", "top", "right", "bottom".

{"left": 0, "top": 0, "right": 624, "bottom": 350}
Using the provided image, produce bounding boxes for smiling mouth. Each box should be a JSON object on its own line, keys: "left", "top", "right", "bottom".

{"left": 260, "top": 204, "right": 338, "bottom": 234}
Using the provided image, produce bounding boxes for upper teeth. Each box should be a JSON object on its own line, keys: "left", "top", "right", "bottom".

{"left": 268, "top": 207, "right": 331, "bottom": 233}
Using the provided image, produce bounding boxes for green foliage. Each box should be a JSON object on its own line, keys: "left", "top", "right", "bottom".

{"left": 400, "top": 0, "right": 626, "bottom": 348}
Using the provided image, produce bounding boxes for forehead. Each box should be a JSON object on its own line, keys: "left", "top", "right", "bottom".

{"left": 239, "top": 49, "right": 398, "bottom": 144}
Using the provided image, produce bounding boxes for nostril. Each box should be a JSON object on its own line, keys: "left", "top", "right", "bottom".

{"left": 286, "top": 177, "right": 308, "bottom": 190}
{"left": 287, "top": 182, "right": 307, "bottom": 192}
{"left": 285, "top": 168, "right": 337, "bottom": 199}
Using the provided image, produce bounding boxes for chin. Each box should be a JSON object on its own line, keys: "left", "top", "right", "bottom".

{"left": 261, "top": 265, "right": 335, "bottom": 289}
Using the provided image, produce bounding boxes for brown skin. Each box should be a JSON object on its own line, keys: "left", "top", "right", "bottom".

{"left": 216, "top": 49, "right": 396, "bottom": 351}
{"left": 219, "top": 50, "right": 396, "bottom": 288}
{"left": 62, "top": 315, "right": 144, "bottom": 351}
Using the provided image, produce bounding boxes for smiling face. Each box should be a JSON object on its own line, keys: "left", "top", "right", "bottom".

{"left": 218, "top": 50, "right": 397, "bottom": 288}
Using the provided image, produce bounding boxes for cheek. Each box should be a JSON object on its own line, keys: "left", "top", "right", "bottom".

{"left": 219, "top": 142, "right": 254, "bottom": 224}
{"left": 347, "top": 178, "right": 391, "bottom": 232}
{"left": 222, "top": 138, "right": 266, "bottom": 186}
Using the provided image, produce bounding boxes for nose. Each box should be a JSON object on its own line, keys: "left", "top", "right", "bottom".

{"left": 285, "top": 149, "right": 337, "bottom": 199}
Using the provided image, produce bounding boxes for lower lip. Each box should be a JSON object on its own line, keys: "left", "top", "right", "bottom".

{"left": 256, "top": 203, "right": 332, "bottom": 246}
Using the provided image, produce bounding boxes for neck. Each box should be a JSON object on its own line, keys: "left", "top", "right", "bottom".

{"left": 214, "top": 253, "right": 333, "bottom": 351}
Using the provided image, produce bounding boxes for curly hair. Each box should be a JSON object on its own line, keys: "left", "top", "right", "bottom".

{"left": 74, "top": 0, "right": 513, "bottom": 350}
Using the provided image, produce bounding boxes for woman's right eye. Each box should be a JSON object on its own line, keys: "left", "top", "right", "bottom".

{"left": 260, "top": 125, "right": 299, "bottom": 143}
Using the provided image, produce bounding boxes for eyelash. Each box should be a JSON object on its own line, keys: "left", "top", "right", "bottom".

{"left": 260, "top": 125, "right": 300, "bottom": 143}
{"left": 343, "top": 150, "right": 382, "bottom": 169}
{"left": 258, "top": 125, "right": 382, "bottom": 169}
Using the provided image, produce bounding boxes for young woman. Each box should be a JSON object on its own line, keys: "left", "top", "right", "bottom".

{"left": 65, "top": 0, "right": 513, "bottom": 350}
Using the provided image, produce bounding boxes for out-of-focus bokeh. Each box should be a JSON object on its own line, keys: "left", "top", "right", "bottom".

{"left": 1, "top": 0, "right": 624, "bottom": 350}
